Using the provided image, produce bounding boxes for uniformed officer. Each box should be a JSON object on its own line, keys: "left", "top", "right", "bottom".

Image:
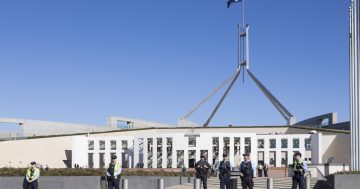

{"left": 106, "top": 154, "right": 122, "bottom": 189}
{"left": 217, "top": 153, "right": 233, "bottom": 189}
{"left": 23, "top": 161, "right": 40, "bottom": 189}
{"left": 263, "top": 163, "right": 269, "bottom": 177}
{"left": 195, "top": 154, "right": 211, "bottom": 189}
{"left": 292, "top": 152, "right": 308, "bottom": 189}
{"left": 239, "top": 153, "right": 256, "bottom": 189}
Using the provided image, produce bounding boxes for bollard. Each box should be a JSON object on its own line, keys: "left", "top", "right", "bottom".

{"left": 305, "top": 176, "right": 311, "bottom": 189}
{"left": 100, "top": 176, "right": 107, "bottom": 189}
{"left": 158, "top": 179, "right": 165, "bottom": 189}
{"left": 267, "top": 178, "right": 273, "bottom": 189}
{"left": 230, "top": 178, "right": 237, "bottom": 189}
{"left": 180, "top": 176, "right": 182, "bottom": 185}
{"left": 122, "top": 179, "right": 128, "bottom": 189}
{"left": 193, "top": 178, "right": 201, "bottom": 189}
{"left": 188, "top": 176, "right": 191, "bottom": 183}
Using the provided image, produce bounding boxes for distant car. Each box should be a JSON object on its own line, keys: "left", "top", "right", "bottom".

{"left": 309, "top": 130, "right": 318, "bottom": 134}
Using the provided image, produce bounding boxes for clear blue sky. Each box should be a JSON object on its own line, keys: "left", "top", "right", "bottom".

{"left": 0, "top": 0, "right": 350, "bottom": 130}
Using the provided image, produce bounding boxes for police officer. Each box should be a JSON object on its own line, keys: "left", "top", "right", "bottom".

{"left": 239, "top": 153, "right": 256, "bottom": 189}
{"left": 292, "top": 152, "right": 308, "bottom": 189}
{"left": 23, "top": 161, "right": 40, "bottom": 189}
{"left": 217, "top": 153, "right": 233, "bottom": 189}
{"left": 195, "top": 154, "right": 211, "bottom": 189}
{"left": 107, "top": 154, "right": 122, "bottom": 189}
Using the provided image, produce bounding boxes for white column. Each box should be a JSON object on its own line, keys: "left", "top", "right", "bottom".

{"left": 350, "top": 0, "right": 360, "bottom": 171}
{"left": 251, "top": 136, "right": 257, "bottom": 165}
{"left": 219, "top": 137, "right": 224, "bottom": 160}
{"left": 143, "top": 138, "right": 148, "bottom": 168}
{"left": 240, "top": 137, "right": 245, "bottom": 163}
{"left": 162, "top": 137, "right": 167, "bottom": 168}
{"left": 184, "top": 149, "right": 189, "bottom": 168}
{"left": 230, "top": 137, "right": 235, "bottom": 165}
{"left": 153, "top": 138, "right": 157, "bottom": 168}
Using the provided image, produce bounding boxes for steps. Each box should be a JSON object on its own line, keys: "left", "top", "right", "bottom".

{"left": 167, "top": 177, "right": 323, "bottom": 189}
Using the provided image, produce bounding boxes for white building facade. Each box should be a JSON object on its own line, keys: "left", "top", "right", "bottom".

{"left": 72, "top": 132, "right": 311, "bottom": 169}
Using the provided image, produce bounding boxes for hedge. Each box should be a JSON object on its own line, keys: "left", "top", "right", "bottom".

{"left": 0, "top": 168, "right": 196, "bottom": 177}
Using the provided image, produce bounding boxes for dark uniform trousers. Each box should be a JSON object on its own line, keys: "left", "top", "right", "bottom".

{"left": 197, "top": 174, "right": 208, "bottom": 189}
{"left": 220, "top": 175, "right": 231, "bottom": 189}
{"left": 292, "top": 174, "right": 304, "bottom": 189}
{"left": 108, "top": 178, "right": 120, "bottom": 189}
{"left": 23, "top": 179, "right": 38, "bottom": 189}
{"left": 241, "top": 176, "right": 254, "bottom": 189}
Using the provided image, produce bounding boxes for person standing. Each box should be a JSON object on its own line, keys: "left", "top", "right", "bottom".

{"left": 239, "top": 153, "right": 256, "bottom": 189}
{"left": 195, "top": 154, "right": 211, "bottom": 189}
{"left": 257, "top": 163, "right": 263, "bottom": 177}
{"left": 291, "top": 152, "right": 308, "bottom": 189}
{"left": 263, "top": 163, "right": 269, "bottom": 177}
{"left": 217, "top": 153, "right": 233, "bottom": 189}
{"left": 106, "top": 155, "right": 122, "bottom": 189}
{"left": 23, "top": 161, "right": 40, "bottom": 189}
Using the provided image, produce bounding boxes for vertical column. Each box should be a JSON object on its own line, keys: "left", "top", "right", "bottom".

{"left": 153, "top": 138, "right": 157, "bottom": 168}
{"left": 230, "top": 137, "right": 235, "bottom": 165}
{"left": 208, "top": 137, "right": 213, "bottom": 165}
{"left": 184, "top": 149, "right": 189, "bottom": 168}
{"left": 219, "top": 137, "right": 224, "bottom": 159}
{"left": 143, "top": 138, "right": 148, "bottom": 168}
{"left": 162, "top": 137, "right": 167, "bottom": 168}
{"left": 251, "top": 136, "right": 258, "bottom": 165}
{"left": 350, "top": 0, "right": 360, "bottom": 171}
{"left": 240, "top": 137, "right": 245, "bottom": 163}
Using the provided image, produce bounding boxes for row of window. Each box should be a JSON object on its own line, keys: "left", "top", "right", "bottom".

{"left": 257, "top": 138, "right": 311, "bottom": 149}
{"left": 88, "top": 140, "right": 129, "bottom": 151}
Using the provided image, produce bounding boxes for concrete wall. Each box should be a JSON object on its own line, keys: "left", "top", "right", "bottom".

{"left": 320, "top": 174, "right": 360, "bottom": 189}
{"left": 0, "top": 176, "right": 193, "bottom": 189}
{"left": 322, "top": 134, "right": 350, "bottom": 164}
{"left": 0, "top": 136, "right": 73, "bottom": 168}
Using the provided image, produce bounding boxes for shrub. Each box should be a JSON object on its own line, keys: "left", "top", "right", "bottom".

{"left": 0, "top": 168, "right": 195, "bottom": 177}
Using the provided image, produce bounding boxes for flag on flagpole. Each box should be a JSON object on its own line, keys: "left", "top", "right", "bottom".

{"left": 227, "top": 0, "right": 242, "bottom": 8}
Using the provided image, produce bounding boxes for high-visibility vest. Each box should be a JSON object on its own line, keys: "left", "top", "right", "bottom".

{"left": 114, "top": 163, "right": 120, "bottom": 173}
{"left": 26, "top": 168, "right": 40, "bottom": 181}
{"left": 293, "top": 160, "right": 303, "bottom": 172}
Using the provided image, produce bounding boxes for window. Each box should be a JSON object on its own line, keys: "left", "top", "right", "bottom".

{"left": 111, "top": 140, "right": 116, "bottom": 150}
{"left": 223, "top": 137, "right": 230, "bottom": 154}
{"left": 88, "top": 153, "right": 94, "bottom": 168}
{"left": 88, "top": 140, "right": 94, "bottom": 150}
{"left": 281, "top": 139, "right": 288, "bottom": 148}
{"left": 99, "top": 153, "right": 105, "bottom": 168}
{"left": 293, "top": 138, "right": 300, "bottom": 148}
{"left": 245, "top": 137, "right": 251, "bottom": 153}
{"left": 212, "top": 137, "right": 219, "bottom": 164}
{"left": 305, "top": 138, "right": 311, "bottom": 149}
{"left": 270, "top": 139, "right": 276, "bottom": 148}
{"left": 188, "top": 137, "right": 196, "bottom": 147}
{"left": 122, "top": 140, "right": 128, "bottom": 150}
{"left": 258, "top": 139, "right": 264, "bottom": 149}
{"left": 99, "top": 140, "right": 105, "bottom": 150}
{"left": 234, "top": 137, "right": 241, "bottom": 154}
{"left": 157, "top": 138, "right": 162, "bottom": 168}
{"left": 177, "top": 150, "right": 184, "bottom": 168}
{"left": 166, "top": 138, "right": 173, "bottom": 168}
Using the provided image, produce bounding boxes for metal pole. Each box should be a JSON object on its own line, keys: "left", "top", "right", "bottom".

{"left": 194, "top": 178, "right": 201, "bottom": 189}
{"left": 246, "top": 25, "right": 250, "bottom": 69}
{"left": 203, "top": 67, "right": 242, "bottom": 127}
{"left": 122, "top": 179, "right": 128, "bottom": 189}
{"left": 305, "top": 176, "right": 311, "bottom": 189}
{"left": 158, "top": 179, "right": 165, "bottom": 189}
{"left": 267, "top": 178, "right": 273, "bottom": 189}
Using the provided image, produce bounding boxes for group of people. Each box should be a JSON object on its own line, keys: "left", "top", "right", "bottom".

{"left": 195, "top": 152, "right": 308, "bottom": 189}
{"left": 23, "top": 152, "right": 308, "bottom": 189}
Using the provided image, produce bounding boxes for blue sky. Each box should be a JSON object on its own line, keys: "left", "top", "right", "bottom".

{"left": 0, "top": 0, "right": 350, "bottom": 130}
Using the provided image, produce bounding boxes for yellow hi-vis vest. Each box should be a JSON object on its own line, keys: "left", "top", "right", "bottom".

{"left": 27, "top": 168, "right": 40, "bottom": 181}
{"left": 293, "top": 159, "right": 304, "bottom": 173}
{"left": 111, "top": 163, "right": 120, "bottom": 179}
